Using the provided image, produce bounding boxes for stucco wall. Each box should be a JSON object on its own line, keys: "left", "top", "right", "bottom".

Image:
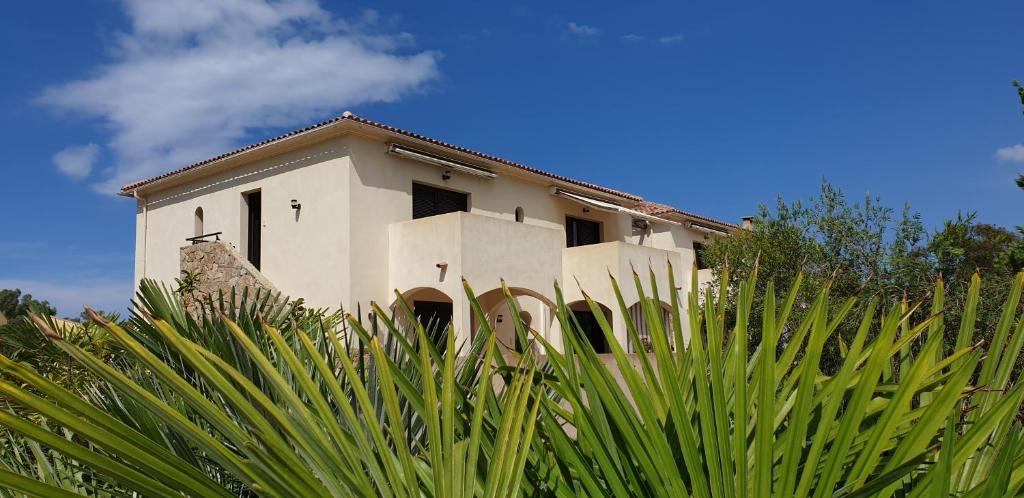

{"left": 134, "top": 139, "right": 350, "bottom": 311}
{"left": 131, "top": 129, "right": 724, "bottom": 351}
{"left": 388, "top": 211, "right": 563, "bottom": 346}
{"left": 562, "top": 241, "right": 685, "bottom": 344}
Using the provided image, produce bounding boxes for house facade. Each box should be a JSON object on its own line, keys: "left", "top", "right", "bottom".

{"left": 120, "top": 112, "right": 737, "bottom": 353}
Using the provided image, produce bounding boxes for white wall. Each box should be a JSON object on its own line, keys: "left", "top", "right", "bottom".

{"left": 132, "top": 130, "right": 724, "bottom": 350}
{"left": 134, "top": 138, "right": 351, "bottom": 310}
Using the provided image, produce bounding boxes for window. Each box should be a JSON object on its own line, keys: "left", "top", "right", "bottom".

{"left": 245, "top": 191, "right": 262, "bottom": 270}
{"left": 565, "top": 216, "right": 601, "bottom": 247}
{"left": 194, "top": 207, "right": 204, "bottom": 237}
{"left": 515, "top": 206, "right": 525, "bottom": 223}
{"left": 628, "top": 302, "right": 673, "bottom": 353}
{"left": 412, "top": 183, "right": 468, "bottom": 219}
{"left": 693, "top": 241, "right": 708, "bottom": 270}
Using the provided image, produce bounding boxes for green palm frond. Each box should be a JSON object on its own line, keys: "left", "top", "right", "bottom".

{"left": 0, "top": 270, "right": 1022, "bottom": 496}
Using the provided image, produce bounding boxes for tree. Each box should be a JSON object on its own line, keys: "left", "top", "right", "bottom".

{"left": 702, "top": 180, "right": 931, "bottom": 369}
{"left": 702, "top": 180, "right": 1023, "bottom": 372}
{"left": 1015, "top": 80, "right": 1024, "bottom": 189}
{"left": 0, "top": 289, "right": 56, "bottom": 319}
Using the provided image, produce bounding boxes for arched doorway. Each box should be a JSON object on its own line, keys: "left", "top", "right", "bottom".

{"left": 566, "top": 300, "right": 613, "bottom": 354}
{"left": 393, "top": 287, "right": 454, "bottom": 352}
{"left": 473, "top": 287, "right": 555, "bottom": 354}
{"left": 627, "top": 300, "right": 673, "bottom": 353}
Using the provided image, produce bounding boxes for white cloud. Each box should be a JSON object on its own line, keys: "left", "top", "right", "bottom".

{"left": 620, "top": 34, "right": 642, "bottom": 42}
{"left": 37, "top": 0, "right": 441, "bottom": 194}
{"left": 995, "top": 144, "right": 1024, "bottom": 162}
{"left": 0, "top": 278, "right": 133, "bottom": 318}
{"left": 566, "top": 22, "right": 599, "bottom": 37}
{"left": 53, "top": 143, "right": 100, "bottom": 180}
{"left": 659, "top": 34, "right": 684, "bottom": 44}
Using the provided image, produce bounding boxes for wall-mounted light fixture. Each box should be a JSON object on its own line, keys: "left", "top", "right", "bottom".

{"left": 290, "top": 199, "right": 301, "bottom": 210}
{"left": 441, "top": 170, "right": 452, "bottom": 181}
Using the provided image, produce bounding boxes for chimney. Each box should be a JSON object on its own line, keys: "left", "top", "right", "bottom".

{"left": 741, "top": 216, "right": 754, "bottom": 230}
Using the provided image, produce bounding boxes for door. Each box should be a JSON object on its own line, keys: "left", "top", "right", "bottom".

{"left": 413, "top": 300, "right": 454, "bottom": 352}
{"left": 572, "top": 309, "right": 608, "bottom": 353}
{"left": 412, "top": 183, "right": 468, "bottom": 219}
{"left": 246, "top": 191, "right": 262, "bottom": 269}
{"left": 565, "top": 216, "right": 601, "bottom": 247}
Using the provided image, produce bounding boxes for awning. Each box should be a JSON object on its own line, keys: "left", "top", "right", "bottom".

{"left": 688, "top": 222, "right": 730, "bottom": 236}
{"left": 552, "top": 188, "right": 680, "bottom": 226}
{"left": 388, "top": 143, "right": 497, "bottom": 179}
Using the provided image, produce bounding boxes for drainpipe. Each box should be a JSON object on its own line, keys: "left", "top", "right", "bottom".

{"left": 134, "top": 191, "right": 148, "bottom": 279}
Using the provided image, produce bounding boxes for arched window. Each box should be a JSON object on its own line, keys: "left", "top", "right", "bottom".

{"left": 515, "top": 206, "right": 525, "bottom": 222}
{"left": 194, "top": 207, "right": 204, "bottom": 237}
{"left": 628, "top": 301, "right": 673, "bottom": 353}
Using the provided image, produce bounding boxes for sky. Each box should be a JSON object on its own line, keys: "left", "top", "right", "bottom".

{"left": 0, "top": 0, "right": 1022, "bottom": 316}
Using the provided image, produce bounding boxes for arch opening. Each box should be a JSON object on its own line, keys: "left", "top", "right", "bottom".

{"left": 567, "top": 300, "right": 613, "bottom": 354}
{"left": 392, "top": 287, "right": 454, "bottom": 352}
{"left": 194, "top": 207, "right": 204, "bottom": 237}
{"left": 627, "top": 300, "right": 674, "bottom": 353}
{"left": 473, "top": 287, "right": 554, "bottom": 354}
{"left": 514, "top": 206, "right": 525, "bottom": 223}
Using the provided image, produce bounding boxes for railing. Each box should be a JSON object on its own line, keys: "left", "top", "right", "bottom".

{"left": 185, "top": 232, "right": 222, "bottom": 245}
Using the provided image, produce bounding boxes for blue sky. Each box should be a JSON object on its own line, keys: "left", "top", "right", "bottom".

{"left": 1, "top": 0, "right": 1022, "bottom": 316}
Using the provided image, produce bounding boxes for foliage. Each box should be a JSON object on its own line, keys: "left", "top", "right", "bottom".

{"left": 703, "top": 181, "right": 1023, "bottom": 372}
{"left": 1015, "top": 80, "right": 1024, "bottom": 189}
{"left": 0, "top": 290, "right": 55, "bottom": 320}
{"left": 701, "top": 181, "right": 932, "bottom": 367}
{"left": 0, "top": 315, "right": 119, "bottom": 397}
{"left": 0, "top": 269, "right": 1023, "bottom": 496}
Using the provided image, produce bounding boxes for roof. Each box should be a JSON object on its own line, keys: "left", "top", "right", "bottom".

{"left": 634, "top": 201, "right": 738, "bottom": 230}
{"left": 119, "top": 112, "right": 735, "bottom": 229}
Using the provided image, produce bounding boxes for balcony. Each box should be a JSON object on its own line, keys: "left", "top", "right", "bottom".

{"left": 388, "top": 212, "right": 564, "bottom": 346}
{"left": 562, "top": 241, "right": 683, "bottom": 306}
{"left": 562, "top": 242, "right": 685, "bottom": 348}
{"left": 388, "top": 211, "right": 563, "bottom": 295}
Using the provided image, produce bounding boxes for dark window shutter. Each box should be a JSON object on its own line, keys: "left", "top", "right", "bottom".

{"left": 566, "top": 216, "right": 601, "bottom": 247}
{"left": 412, "top": 183, "right": 468, "bottom": 219}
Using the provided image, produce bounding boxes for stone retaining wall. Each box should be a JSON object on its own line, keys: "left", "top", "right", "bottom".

{"left": 179, "top": 241, "right": 281, "bottom": 316}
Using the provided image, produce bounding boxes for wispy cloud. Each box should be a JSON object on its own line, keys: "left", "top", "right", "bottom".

{"left": 620, "top": 34, "right": 642, "bottom": 42}
{"left": 37, "top": 0, "right": 441, "bottom": 194}
{"left": 659, "top": 34, "right": 684, "bottom": 44}
{"left": 566, "top": 22, "right": 599, "bottom": 37}
{"left": 995, "top": 144, "right": 1024, "bottom": 162}
{"left": 53, "top": 143, "right": 100, "bottom": 180}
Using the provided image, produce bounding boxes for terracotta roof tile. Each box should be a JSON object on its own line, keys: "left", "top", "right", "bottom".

{"left": 120, "top": 116, "right": 346, "bottom": 193}
{"left": 118, "top": 112, "right": 735, "bottom": 228}
{"left": 342, "top": 113, "right": 642, "bottom": 201}
{"left": 119, "top": 112, "right": 640, "bottom": 200}
{"left": 634, "top": 201, "right": 739, "bottom": 230}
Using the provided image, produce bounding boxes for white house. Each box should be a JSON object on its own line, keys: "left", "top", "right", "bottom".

{"left": 120, "top": 112, "right": 737, "bottom": 353}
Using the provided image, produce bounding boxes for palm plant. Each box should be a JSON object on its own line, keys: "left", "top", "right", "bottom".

{"left": 0, "top": 268, "right": 1021, "bottom": 497}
